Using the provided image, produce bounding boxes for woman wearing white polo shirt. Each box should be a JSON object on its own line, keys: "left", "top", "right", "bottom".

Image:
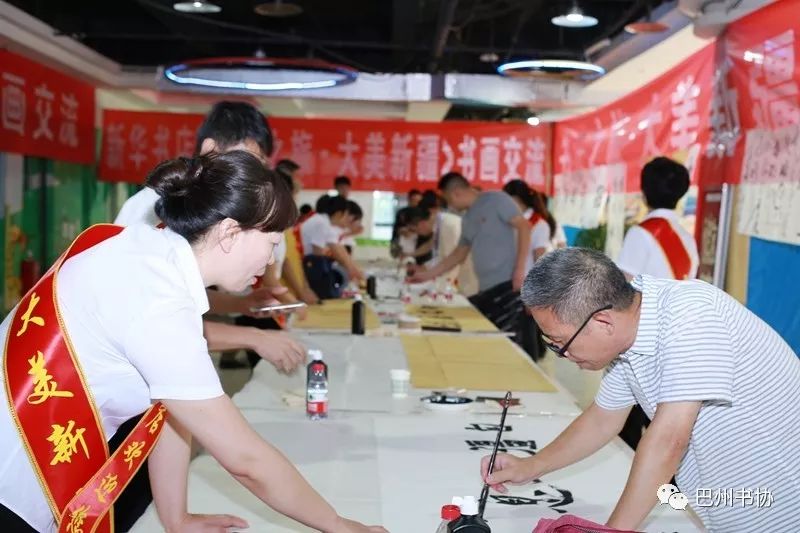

{"left": 0, "top": 151, "right": 385, "bottom": 533}
{"left": 502, "top": 180, "right": 557, "bottom": 275}
{"left": 299, "top": 195, "right": 364, "bottom": 299}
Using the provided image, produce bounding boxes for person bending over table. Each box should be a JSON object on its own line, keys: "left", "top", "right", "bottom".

{"left": 114, "top": 100, "right": 305, "bottom": 374}
{"left": 481, "top": 248, "right": 799, "bottom": 532}
{"left": 299, "top": 195, "right": 364, "bottom": 299}
{"left": 409, "top": 172, "right": 533, "bottom": 355}
{"left": 0, "top": 151, "right": 386, "bottom": 533}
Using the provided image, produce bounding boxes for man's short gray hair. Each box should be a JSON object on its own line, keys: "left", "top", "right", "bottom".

{"left": 521, "top": 248, "right": 636, "bottom": 326}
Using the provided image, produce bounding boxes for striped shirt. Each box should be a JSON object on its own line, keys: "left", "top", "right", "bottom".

{"left": 596, "top": 275, "right": 800, "bottom": 532}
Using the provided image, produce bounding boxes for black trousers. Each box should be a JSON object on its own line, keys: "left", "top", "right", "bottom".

{"left": 302, "top": 255, "right": 343, "bottom": 300}
{"left": 468, "top": 280, "right": 543, "bottom": 361}
{"left": 0, "top": 413, "right": 152, "bottom": 532}
{"left": 619, "top": 404, "right": 651, "bottom": 450}
{"left": 109, "top": 413, "right": 153, "bottom": 532}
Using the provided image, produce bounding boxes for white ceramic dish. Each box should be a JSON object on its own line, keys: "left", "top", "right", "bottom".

{"left": 421, "top": 395, "right": 473, "bottom": 412}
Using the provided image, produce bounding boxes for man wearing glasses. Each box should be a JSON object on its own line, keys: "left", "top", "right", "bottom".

{"left": 481, "top": 248, "right": 799, "bottom": 532}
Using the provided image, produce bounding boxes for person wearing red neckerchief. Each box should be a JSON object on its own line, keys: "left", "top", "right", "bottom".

{"left": 616, "top": 157, "right": 699, "bottom": 452}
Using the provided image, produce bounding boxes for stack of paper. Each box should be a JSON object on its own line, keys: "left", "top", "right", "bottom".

{"left": 293, "top": 299, "right": 381, "bottom": 331}
{"left": 400, "top": 335, "right": 556, "bottom": 392}
{"left": 403, "top": 304, "right": 498, "bottom": 333}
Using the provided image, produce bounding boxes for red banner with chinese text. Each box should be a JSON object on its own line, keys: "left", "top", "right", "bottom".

{"left": 553, "top": 44, "right": 716, "bottom": 196}
{"left": 99, "top": 110, "right": 552, "bottom": 193}
{"left": 711, "top": 0, "right": 800, "bottom": 188}
{"left": 702, "top": 0, "right": 800, "bottom": 247}
{"left": 0, "top": 50, "right": 95, "bottom": 165}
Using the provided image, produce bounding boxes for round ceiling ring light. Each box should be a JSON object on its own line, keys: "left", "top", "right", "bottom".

{"left": 497, "top": 59, "right": 606, "bottom": 81}
{"left": 163, "top": 57, "right": 359, "bottom": 92}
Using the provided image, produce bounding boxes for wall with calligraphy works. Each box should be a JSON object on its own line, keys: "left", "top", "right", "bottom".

{"left": 720, "top": 3, "right": 800, "bottom": 247}
{"left": 714, "top": 0, "right": 800, "bottom": 355}
{"left": 98, "top": 111, "right": 552, "bottom": 193}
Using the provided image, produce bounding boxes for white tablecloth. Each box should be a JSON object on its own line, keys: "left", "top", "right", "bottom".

{"left": 132, "top": 332, "right": 703, "bottom": 532}
{"left": 234, "top": 334, "right": 581, "bottom": 417}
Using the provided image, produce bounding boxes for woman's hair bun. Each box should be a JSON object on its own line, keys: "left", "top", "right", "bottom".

{"left": 147, "top": 150, "right": 298, "bottom": 245}
{"left": 146, "top": 157, "right": 204, "bottom": 199}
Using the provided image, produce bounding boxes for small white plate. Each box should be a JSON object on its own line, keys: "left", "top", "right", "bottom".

{"left": 421, "top": 395, "right": 474, "bottom": 412}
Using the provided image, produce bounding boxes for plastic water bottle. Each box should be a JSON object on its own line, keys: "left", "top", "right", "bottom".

{"left": 443, "top": 282, "right": 455, "bottom": 303}
{"left": 351, "top": 294, "right": 365, "bottom": 335}
{"left": 448, "top": 496, "right": 490, "bottom": 532}
{"left": 400, "top": 283, "right": 412, "bottom": 304}
{"left": 306, "top": 350, "right": 328, "bottom": 420}
{"left": 435, "top": 504, "right": 461, "bottom": 533}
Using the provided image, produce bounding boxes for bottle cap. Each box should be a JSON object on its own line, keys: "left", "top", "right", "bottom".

{"left": 308, "top": 349, "right": 323, "bottom": 361}
{"left": 354, "top": 294, "right": 363, "bottom": 302}
{"left": 459, "top": 495, "right": 478, "bottom": 516}
{"left": 441, "top": 504, "right": 461, "bottom": 521}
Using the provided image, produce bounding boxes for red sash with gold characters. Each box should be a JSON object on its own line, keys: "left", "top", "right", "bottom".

{"left": 292, "top": 221, "right": 306, "bottom": 259}
{"left": 3, "top": 224, "right": 169, "bottom": 533}
{"left": 639, "top": 217, "right": 693, "bottom": 280}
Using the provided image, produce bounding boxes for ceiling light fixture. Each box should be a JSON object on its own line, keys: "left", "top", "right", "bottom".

{"left": 625, "top": 4, "right": 668, "bottom": 34}
{"left": 163, "top": 57, "right": 359, "bottom": 92}
{"left": 624, "top": 21, "right": 669, "bottom": 34}
{"left": 498, "top": 59, "right": 605, "bottom": 81}
{"left": 552, "top": 5, "right": 598, "bottom": 28}
{"left": 585, "top": 38, "right": 612, "bottom": 57}
{"left": 527, "top": 116, "right": 541, "bottom": 126}
{"left": 254, "top": 1, "right": 304, "bottom": 17}
{"left": 173, "top": 1, "right": 222, "bottom": 14}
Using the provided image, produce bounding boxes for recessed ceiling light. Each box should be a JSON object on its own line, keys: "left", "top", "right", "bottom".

{"left": 552, "top": 6, "right": 598, "bottom": 28}
{"left": 173, "top": 1, "right": 222, "bottom": 14}
{"left": 527, "top": 116, "right": 541, "bottom": 126}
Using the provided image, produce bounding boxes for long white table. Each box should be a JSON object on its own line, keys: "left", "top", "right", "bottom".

{"left": 132, "top": 332, "right": 704, "bottom": 532}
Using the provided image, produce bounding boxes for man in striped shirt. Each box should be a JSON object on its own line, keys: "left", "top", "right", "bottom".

{"left": 482, "top": 248, "right": 799, "bottom": 532}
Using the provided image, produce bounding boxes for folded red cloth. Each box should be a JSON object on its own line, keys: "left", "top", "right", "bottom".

{"left": 533, "top": 515, "right": 641, "bottom": 533}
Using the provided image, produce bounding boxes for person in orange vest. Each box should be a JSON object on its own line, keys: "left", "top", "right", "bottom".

{"left": 616, "top": 156, "right": 699, "bottom": 451}
{"left": 273, "top": 160, "right": 319, "bottom": 306}
{"left": 0, "top": 153, "right": 387, "bottom": 533}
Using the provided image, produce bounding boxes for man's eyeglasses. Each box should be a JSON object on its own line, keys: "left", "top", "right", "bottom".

{"left": 542, "top": 304, "right": 613, "bottom": 358}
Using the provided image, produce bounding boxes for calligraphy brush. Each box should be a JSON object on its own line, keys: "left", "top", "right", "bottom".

{"left": 478, "top": 390, "right": 512, "bottom": 518}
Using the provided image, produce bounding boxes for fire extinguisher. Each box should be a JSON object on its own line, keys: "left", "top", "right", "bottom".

{"left": 20, "top": 250, "right": 41, "bottom": 296}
